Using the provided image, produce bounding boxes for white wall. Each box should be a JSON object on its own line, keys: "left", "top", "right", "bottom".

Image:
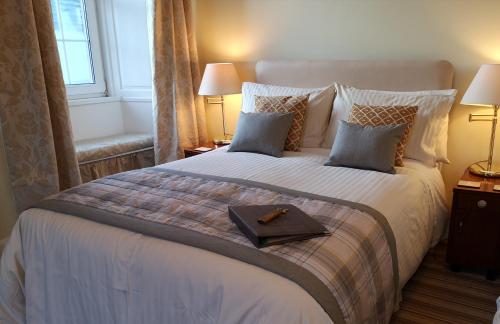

{"left": 111, "top": 0, "right": 154, "bottom": 135}
{"left": 195, "top": 0, "right": 500, "bottom": 200}
{"left": 70, "top": 99, "right": 125, "bottom": 141}
{"left": 111, "top": 0, "right": 152, "bottom": 100}
{"left": 122, "top": 100, "right": 154, "bottom": 134}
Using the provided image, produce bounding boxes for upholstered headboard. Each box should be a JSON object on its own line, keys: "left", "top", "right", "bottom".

{"left": 255, "top": 60, "right": 454, "bottom": 91}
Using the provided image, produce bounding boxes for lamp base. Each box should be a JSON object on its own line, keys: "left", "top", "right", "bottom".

{"left": 469, "top": 161, "right": 500, "bottom": 178}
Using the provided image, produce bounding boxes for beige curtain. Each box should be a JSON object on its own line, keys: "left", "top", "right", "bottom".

{"left": 0, "top": 0, "right": 81, "bottom": 212}
{"left": 149, "top": 0, "right": 208, "bottom": 164}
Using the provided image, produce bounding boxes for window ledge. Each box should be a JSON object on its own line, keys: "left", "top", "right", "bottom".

{"left": 69, "top": 96, "right": 121, "bottom": 107}
{"left": 121, "top": 97, "right": 152, "bottom": 102}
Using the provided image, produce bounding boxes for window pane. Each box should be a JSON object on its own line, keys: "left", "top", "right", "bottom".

{"left": 50, "top": 0, "right": 62, "bottom": 39}
{"left": 65, "top": 41, "right": 94, "bottom": 84}
{"left": 57, "top": 41, "right": 69, "bottom": 83}
{"left": 50, "top": 0, "right": 96, "bottom": 86}
{"left": 60, "top": 0, "right": 88, "bottom": 40}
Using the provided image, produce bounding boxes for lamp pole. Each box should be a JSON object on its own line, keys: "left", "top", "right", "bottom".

{"left": 486, "top": 105, "right": 499, "bottom": 174}
{"left": 207, "top": 96, "right": 231, "bottom": 143}
{"left": 220, "top": 96, "right": 229, "bottom": 140}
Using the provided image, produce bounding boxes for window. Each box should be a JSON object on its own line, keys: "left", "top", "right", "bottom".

{"left": 50, "top": 0, "right": 106, "bottom": 98}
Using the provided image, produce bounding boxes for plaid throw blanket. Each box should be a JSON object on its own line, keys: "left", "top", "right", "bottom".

{"left": 36, "top": 168, "right": 399, "bottom": 324}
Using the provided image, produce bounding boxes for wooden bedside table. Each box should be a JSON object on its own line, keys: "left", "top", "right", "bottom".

{"left": 447, "top": 169, "right": 500, "bottom": 280}
{"left": 183, "top": 142, "right": 229, "bottom": 158}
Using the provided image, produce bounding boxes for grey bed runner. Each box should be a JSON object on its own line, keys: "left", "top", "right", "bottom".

{"left": 34, "top": 167, "right": 399, "bottom": 324}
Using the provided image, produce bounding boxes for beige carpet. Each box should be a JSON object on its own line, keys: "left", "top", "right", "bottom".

{"left": 391, "top": 243, "right": 500, "bottom": 323}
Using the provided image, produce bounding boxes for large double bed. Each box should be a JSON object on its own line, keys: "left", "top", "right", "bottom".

{"left": 0, "top": 60, "right": 454, "bottom": 323}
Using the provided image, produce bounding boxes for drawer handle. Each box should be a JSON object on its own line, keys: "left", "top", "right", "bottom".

{"left": 477, "top": 200, "right": 488, "bottom": 208}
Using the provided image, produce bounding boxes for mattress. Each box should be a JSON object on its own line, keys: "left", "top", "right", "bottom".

{"left": 0, "top": 148, "right": 448, "bottom": 323}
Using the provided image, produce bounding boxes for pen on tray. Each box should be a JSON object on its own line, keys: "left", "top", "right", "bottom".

{"left": 257, "top": 208, "right": 288, "bottom": 224}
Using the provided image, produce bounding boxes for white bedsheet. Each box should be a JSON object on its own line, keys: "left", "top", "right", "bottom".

{"left": 0, "top": 148, "right": 448, "bottom": 324}
{"left": 166, "top": 147, "right": 449, "bottom": 285}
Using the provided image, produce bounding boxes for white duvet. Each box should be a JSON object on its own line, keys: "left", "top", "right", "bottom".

{"left": 0, "top": 148, "right": 448, "bottom": 324}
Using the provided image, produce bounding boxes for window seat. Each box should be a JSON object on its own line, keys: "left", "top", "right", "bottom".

{"left": 75, "top": 133, "right": 155, "bottom": 183}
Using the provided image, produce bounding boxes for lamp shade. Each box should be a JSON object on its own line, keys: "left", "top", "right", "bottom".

{"left": 461, "top": 64, "right": 500, "bottom": 106}
{"left": 198, "top": 63, "right": 241, "bottom": 96}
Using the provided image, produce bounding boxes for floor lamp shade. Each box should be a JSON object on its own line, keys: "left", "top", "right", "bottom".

{"left": 199, "top": 63, "right": 241, "bottom": 96}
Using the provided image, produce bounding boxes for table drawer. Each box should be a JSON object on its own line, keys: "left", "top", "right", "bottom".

{"left": 454, "top": 191, "right": 500, "bottom": 212}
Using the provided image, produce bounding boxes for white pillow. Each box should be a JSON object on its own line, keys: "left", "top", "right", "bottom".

{"left": 322, "top": 83, "right": 457, "bottom": 166}
{"left": 241, "top": 82, "right": 335, "bottom": 148}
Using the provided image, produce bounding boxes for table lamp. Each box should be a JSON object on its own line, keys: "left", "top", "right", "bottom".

{"left": 199, "top": 63, "right": 241, "bottom": 145}
{"left": 462, "top": 64, "right": 500, "bottom": 177}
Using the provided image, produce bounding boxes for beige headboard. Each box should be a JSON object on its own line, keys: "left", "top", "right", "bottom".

{"left": 255, "top": 60, "right": 454, "bottom": 91}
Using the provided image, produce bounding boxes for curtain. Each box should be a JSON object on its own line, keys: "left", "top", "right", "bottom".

{"left": 149, "top": 0, "right": 208, "bottom": 164}
{"left": 0, "top": 0, "right": 81, "bottom": 212}
{"left": 79, "top": 149, "right": 155, "bottom": 183}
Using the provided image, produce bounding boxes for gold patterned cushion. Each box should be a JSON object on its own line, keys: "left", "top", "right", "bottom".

{"left": 348, "top": 104, "right": 418, "bottom": 166}
{"left": 255, "top": 95, "right": 309, "bottom": 151}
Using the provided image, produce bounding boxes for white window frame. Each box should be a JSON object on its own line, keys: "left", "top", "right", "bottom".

{"left": 53, "top": 0, "right": 107, "bottom": 99}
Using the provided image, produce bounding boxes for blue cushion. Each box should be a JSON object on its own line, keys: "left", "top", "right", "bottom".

{"left": 228, "top": 112, "right": 294, "bottom": 157}
{"left": 324, "top": 120, "right": 406, "bottom": 174}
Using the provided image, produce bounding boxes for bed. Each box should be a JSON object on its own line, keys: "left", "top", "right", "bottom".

{"left": 0, "top": 60, "right": 454, "bottom": 324}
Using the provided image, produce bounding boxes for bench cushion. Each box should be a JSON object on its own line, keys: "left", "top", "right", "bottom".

{"left": 75, "top": 134, "right": 153, "bottom": 163}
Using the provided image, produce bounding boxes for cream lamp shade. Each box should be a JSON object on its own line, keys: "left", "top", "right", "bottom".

{"left": 198, "top": 63, "right": 241, "bottom": 96}
{"left": 461, "top": 64, "right": 500, "bottom": 106}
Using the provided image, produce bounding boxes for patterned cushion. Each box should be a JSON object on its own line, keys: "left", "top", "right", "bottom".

{"left": 348, "top": 104, "right": 418, "bottom": 166}
{"left": 242, "top": 82, "right": 335, "bottom": 148}
{"left": 255, "top": 95, "right": 309, "bottom": 151}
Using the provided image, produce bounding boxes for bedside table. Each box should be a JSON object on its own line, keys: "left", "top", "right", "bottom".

{"left": 183, "top": 142, "right": 229, "bottom": 158}
{"left": 447, "top": 169, "right": 500, "bottom": 280}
